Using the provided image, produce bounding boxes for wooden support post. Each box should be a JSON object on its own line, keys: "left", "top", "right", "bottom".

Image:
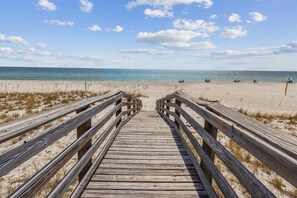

{"left": 175, "top": 99, "right": 181, "bottom": 129}
{"left": 127, "top": 98, "right": 131, "bottom": 116}
{"left": 116, "top": 98, "right": 122, "bottom": 128}
{"left": 76, "top": 106, "right": 92, "bottom": 182}
{"left": 166, "top": 99, "right": 170, "bottom": 118}
{"left": 201, "top": 120, "right": 218, "bottom": 183}
{"left": 285, "top": 81, "right": 288, "bottom": 95}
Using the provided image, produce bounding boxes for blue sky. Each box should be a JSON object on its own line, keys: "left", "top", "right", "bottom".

{"left": 0, "top": 0, "right": 296, "bottom": 70}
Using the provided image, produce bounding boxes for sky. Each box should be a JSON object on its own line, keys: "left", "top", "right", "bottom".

{"left": 0, "top": 0, "right": 296, "bottom": 70}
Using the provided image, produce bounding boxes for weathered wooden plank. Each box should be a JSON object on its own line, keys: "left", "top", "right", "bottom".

{"left": 91, "top": 175, "right": 201, "bottom": 182}
{"left": 0, "top": 91, "right": 121, "bottom": 143}
{"left": 109, "top": 147, "right": 187, "bottom": 152}
{"left": 99, "top": 163, "right": 195, "bottom": 170}
{"left": 0, "top": 95, "right": 121, "bottom": 177}
{"left": 104, "top": 154, "right": 190, "bottom": 160}
{"left": 107, "top": 151, "right": 188, "bottom": 156}
{"left": 95, "top": 168, "right": 198, "bottom": 176}
{"left": 101, "top": 159, "right": 193, "bottom": 165}
{"left": 85, "top": 181, "right": 204, "bottom": 191}
{"left": 81, "top": 190, "right": 206, "bottom": 198}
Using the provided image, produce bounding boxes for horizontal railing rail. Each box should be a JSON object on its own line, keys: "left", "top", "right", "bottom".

{"left": 0, "top": 91, "right": 142, "bottom": 197}
{"left": 156, "top": 91, "right": 297, "bottom": 198}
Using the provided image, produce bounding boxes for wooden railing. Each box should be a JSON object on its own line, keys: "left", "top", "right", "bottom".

{"left": 156, "top": 91, "right": 297, "bottom": 198}
{"left": 0, "top": 91, "right": 142, "bottom": 197}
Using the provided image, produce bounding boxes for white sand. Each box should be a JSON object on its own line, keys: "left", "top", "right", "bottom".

{"left": 1, "top": 80, "right": 296, "bottom": 114}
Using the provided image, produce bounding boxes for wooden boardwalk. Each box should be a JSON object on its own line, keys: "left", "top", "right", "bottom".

{"left": 81, "top": 111, "right": 208, "bottom": 198}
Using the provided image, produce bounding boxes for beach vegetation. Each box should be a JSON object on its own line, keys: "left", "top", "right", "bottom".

{"left": 270, "top": 176, "right": 285, "bottom": 191}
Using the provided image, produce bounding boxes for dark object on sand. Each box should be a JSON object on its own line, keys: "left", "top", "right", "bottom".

{"left": 233, "top": 80, "right": 240, "bottom": 83}
{"left": 253, "top": 80, "right": 257, "bottom": 83}
{"left": 205, "top": 79, "right": 211, "bottom": 83}
{"left": 287, "top": 77, "right": 294, "bottom": 83}
{"left": 178, "top": 80, "right": 184, "bottom": 83}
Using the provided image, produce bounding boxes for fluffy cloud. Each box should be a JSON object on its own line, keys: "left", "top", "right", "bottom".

{"left": 126, "top": 0, "right": 213, "bottom": 9}
{"left": 137, "top": 29, "right": 206, "bottom": 44}
{"left": 80, "top": 0, "right": 94, "bottom": 13}
{"left": 200, "top": 41, "right": 297, "bottom": 59}
{"left": 161, "top": 41, "right": 216, "bottom": 50}
{"left": 144, "top": 8, "right": 173, "bottom": 18}
{"left": 37, "top": 43, "right": 48, "bottom": 48}
{"left": 0, "top": 33, "right": 28, "bottom": 45}
{"left": 228, "top": 13, "right": 241, "bottom": 22}
{"left": 113, "top": 25, "right": 124, "bottom": 33}
{"left": 137, "top": 29, "right": 215, "bottom": 50}
{"left": 44, "top": 20, "right": 75, "bottom": 26}
{"left": 37, "top": 0, "right": 57, "bottom": 11}
{"left": 209, "top": 14, "right": 218, "bottom": 19}
{"left": 249, "top": 12, "right": 267, "bottom": 22}
{"left": 0, "top": 47, "right": 13, "bottom": 54}
{"left": 220, "top": 26, "right": 247, "bottom": 39}
{"left": 173, "top": 19, "right": 219, "bottom": 33}
{"left": 88, "top": 24, "right": 101, "bottom": 32}
{"left": 119, "top": 48, "right": 173, "bottom": 55}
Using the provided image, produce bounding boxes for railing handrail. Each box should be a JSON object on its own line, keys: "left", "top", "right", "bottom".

{"left": 0, "top": 91, "right": 122, "bottom": 143}
{"left": 0, "top": 91, "right": 142, "bottom": 197}
{"left": 156, "top": 92, "right": 297, "bottom": 197}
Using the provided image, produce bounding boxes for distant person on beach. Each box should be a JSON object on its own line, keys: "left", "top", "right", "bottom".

{"left": 287, "top": 77, "right": 294, "bottom": 83}
{"left": 205, "top": 79, "right": 210, "bottom": 83}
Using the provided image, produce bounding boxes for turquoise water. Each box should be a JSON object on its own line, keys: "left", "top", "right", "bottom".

{"left": 0, "top": 67, "right": 295, "bottom": 82}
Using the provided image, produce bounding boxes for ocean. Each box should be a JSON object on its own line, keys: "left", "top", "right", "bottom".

{"left": 0, "top": 67, "right": 296, "bottom": 83}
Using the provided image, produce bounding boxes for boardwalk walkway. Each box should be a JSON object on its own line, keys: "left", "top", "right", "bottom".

{"left": 81, "top": 111, "right": 208, "bottom": 198}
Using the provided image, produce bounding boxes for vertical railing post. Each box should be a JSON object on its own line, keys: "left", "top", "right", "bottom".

{"left": 174, "top": 99, "right": 181, "bottom": 130}
{"left": 161, "top": 100, "right": 164, "bottom": 115}
{"left": 166, "top": 99, "right": 170, "bottom": 118}
{"left": 76, "top": 106, "right": 92, "bottom": 182}
{"left": 116, "top": 97, "right": 122, "bottom": 128}
{"left": 127, "top": 98, "right": 131, "bottom": 116}
{"left": 201, "top": 119, "right": 218, "bottom": 183}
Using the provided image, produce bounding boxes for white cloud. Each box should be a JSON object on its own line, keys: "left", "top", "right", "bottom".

{"left": 137, "top": 29, "right": 207, "bottom": 44}
{"left": 80, "top": 0, "right": 94, "bottom": 13}
{"left": 37, "top": 0, "right": 57, "bottom": 11}
{"left": 113, "top": 25, "right": 124, "bottom": 33}
{"left": 162, "top": 41, "right": 216, "bottom": 50}
{"left": 137, "top": 29, "right": 215, "bottom": 50}
{"left": 144, "top": 8, "right": 173, "bottom": 18}
{"left": 220, "top": 26, "right": 247, "bottom": 39}
{"left": 173, "top": 19, "right": 219, "bottom": 33}
{"left": 0, "top": 47, "right": 13, "bottom": 54}
{"left": 26, "top": 47, "right": 36, "bottom": 53}
{"left": 119, "top": 48, "right": 173, "bottom": 55}
{"left": 126, "top": 0, "right": 214, "bottom": 9}
{"left": 44, "top": 20, "right": 75, "bottom": 26}
{"left": 0, "top": 33, "right": 28, "bottom": 45}
{"left": 249, "top": 12, "right": 267, "bottom": 22}
{"left": 209, "top": 14, "right": 218, "bottom": 19}
{"left": 228, "top": 13, "right": 241, "bottom": 23}
{"left": 200, "top": 41, "right": 297, "bottom": 59}
{"left": 88, "top": 24, "right": 101, "bottom": 32}
{"left": 37, "top": 43, "right": 47, "bottom": 48}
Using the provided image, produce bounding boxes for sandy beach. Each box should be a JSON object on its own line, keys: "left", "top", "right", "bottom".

{"left": 1, "top": 80, "right": 297, "bottom": 114}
